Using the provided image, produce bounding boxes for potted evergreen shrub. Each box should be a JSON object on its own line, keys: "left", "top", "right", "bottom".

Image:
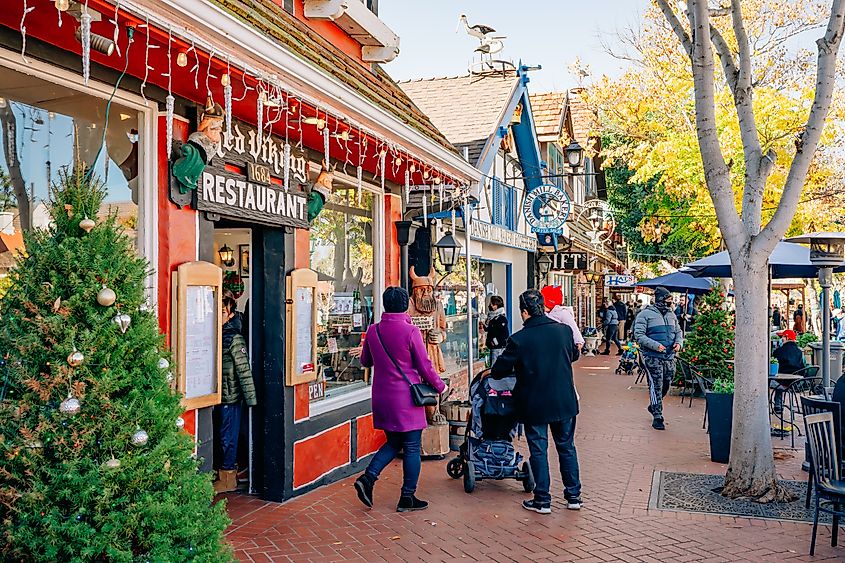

{"left": 681, "top": 290, "right": 735, "bottom": 463}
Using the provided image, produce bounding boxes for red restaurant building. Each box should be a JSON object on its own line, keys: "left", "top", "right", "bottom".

{"left": 1, "top": 0, "right": 479, "bottom": 501}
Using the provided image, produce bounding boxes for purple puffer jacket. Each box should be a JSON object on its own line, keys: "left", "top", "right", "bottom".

{"left": 360, "top": 313, "right": 446, "bottom": 432}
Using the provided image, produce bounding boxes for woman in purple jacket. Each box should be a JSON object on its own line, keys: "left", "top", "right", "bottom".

{"left": 354, "top": 287, "right": 446, "bottom": 512}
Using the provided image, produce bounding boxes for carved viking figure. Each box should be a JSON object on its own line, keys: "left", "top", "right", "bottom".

{"left": 306, "top": 160, "right": 334, "bottom": 222}
{"left": 408, "top": 266, "right": 447, "bottom": 374}
{"left": 172, "top": 97, "right": 225, "bottom": 193}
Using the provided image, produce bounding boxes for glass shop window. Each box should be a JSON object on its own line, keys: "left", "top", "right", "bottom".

{"left": 0, "top": 69, "right": 141, "bottom": 251}
{"left": 436, "top": 255, "right": 487, "bottom": 375}
{"left": 310, "top": 187, "right": 375, "bottom": 402}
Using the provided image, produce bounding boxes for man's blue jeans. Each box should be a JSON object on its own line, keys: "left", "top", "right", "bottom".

{"left": 219, "top": 403, "right": 242, "bottom": 470}
{"left": 365, "top": 429, "right": 423, "bottom": 497}
{"left": 524, "top": 418, "right": 581, "bottom": 505}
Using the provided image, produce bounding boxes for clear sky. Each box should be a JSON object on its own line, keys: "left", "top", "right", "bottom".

{"left": 379, "top": 0, "right": 653, "bottom": 93}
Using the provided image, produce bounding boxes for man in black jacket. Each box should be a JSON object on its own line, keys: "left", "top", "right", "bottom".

{"left": 491, "top": 289, "right": 582, "bottom": 514}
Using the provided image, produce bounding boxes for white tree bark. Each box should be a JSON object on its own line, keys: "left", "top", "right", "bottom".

{"left": 656, "top": 0, "right": 845, "bottom": 500}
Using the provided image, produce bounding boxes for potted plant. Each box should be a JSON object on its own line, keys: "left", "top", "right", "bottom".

{"left": 797, "top": 332, "right": 819, "bottom": 365}
{"left": 706, "top": 378, "right": 734, "bottom": 463}
{"left": 582, "top": 327, "right": 599, "bottom": 357}
{"left": 769, "top": 357, "right": 779, "bottom": 376}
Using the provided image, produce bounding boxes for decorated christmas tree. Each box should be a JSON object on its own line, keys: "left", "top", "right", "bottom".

{"left": 681, "top": 289, "right": 735, "bottom": 384}
{"left": 0, "top": 167, "right": 231, "bottom": 561}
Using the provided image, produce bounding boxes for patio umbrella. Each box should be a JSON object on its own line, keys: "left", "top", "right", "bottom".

{"left": 636, "top": 271, "right": 715, "bottom": 295}
{"left": 684, "top": 241, "right": 845, "bottom": 279}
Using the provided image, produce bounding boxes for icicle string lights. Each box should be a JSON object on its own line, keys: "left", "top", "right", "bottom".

{"left": 323, "top": 122, "right": 330, "bottom": 165}
{"left": 224, "top": 58, "right": 232, "bottom": 139}
{"left": 112, "top": 1, "right": 122, "bottom": 56}
{"left": 257, "top": 95, "right": 264, "bottom": 148}
{"left": 165, "top": 26, "right": 174, "bottom": 158}
{"left": 81, "top": 8, "right": 93, "bottom": 84}
{"left": 404, "top": 170, "right": 410, "bottom": 209}
{"left": 283, "top": 142, "right": 291, "bottom": 192}
{"left": 357, "top": 165, "right": 363, "bottom": 207}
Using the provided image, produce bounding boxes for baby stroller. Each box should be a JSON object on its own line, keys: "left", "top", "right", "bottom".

{"left": 615, "top": 342, "right": 640, "bottom": 375}
{"left": 446, "top": 369, "right": 534, "bottom": 494}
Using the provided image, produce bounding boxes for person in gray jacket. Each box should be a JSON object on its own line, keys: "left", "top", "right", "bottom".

{"left": 634, "top": 287, "right": 683, "bottom": 430}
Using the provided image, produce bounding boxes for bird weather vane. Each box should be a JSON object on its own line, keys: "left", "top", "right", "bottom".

{"left": 458, "top": 14, "right": 507, "bottom": 62}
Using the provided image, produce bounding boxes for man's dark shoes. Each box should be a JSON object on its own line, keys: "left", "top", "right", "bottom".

{"left": 652, "top": 417, "right": 666, "bottom": 430}
{"left": 522, "top": 499, "right": 552, "bottom": 514}
{"left": 354, "top": 474, "right": 374, "bottom": 508}
{"left": 600, "top": 351, "right": 610, "bottom": 355}
{"left": 566, "top": 498, "right": 583, "bottom": 510}
{"left": 647, "top": 405, "right": 654, "bottom": 415}
{"left": 397, "top": 495, "right": 428, "bottom": 512}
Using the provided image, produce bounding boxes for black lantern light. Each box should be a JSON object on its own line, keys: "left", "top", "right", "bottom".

{"left": 565, "top": 140, "right": 584, "bottom": 169}
{"left": 537, "top": 252, "right": 553, "bottom": 279}
{"left": 434, "top": 231, "right": 461, "bottom": 273}
{"left": 218, "top": 244, "right": 235, "bottom": 268}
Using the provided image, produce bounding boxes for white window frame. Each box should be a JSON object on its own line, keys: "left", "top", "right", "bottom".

{"left": 307, "top": 169, "right": 384, "bottom": 418}
{"left": 0, "top": 47, "right": 158, "bottom": 309}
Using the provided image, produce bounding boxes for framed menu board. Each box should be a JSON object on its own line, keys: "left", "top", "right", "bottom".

{"left": 172, "top": 261, "right": 223, "bottom": 409}
{"left": 286, "top": 268, "right": 319, "bottom": 385}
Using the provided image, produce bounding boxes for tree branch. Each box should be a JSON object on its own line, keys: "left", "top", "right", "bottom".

{"left": 757, "top": 0, "right": 845, "bottom": 251}
{"left": 656, "top": 0, "right": 694, "bottom": 58}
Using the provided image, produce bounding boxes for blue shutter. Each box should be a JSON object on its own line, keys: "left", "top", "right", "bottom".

{"left": 492, "top": 177, "right": 502, "bottom": 225}
{"left": 507, "top": 185, "right": 517, "bottom": 230}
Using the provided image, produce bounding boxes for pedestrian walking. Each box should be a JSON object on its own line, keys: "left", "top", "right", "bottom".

{"left": 490, "top": 289, "right": 582, "bottom": 514}
{"left": 793, "top": 304, "right": 806, "bottom": 334}
{"left": 634, "top": 287, "right": 683, "bottom": 431}
{"left": 541, "top": 285, "right": 584, "bottom": 351}
{"left": 613, "top": 295, "right": 628, "bottom": 341}
{"left": 601, "top": 298, "right": 622, "bottom": 355}
{"left": 215, "top": 296, "right": 257, "bottom": 493}
{"left": 482, "top": 295, "right": 509, "bottom": 364}
{"left": 624, "top": 301, "right": 636, "bottom": 340}
{"left": 354, "top": 287, "right": 447, "bottom": 512}
{"left": 772, "top": 306, "right": 783, "bottom": 330}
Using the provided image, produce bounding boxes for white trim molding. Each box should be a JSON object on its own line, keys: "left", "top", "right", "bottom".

{"left": 304, "top": 0, "right": 400, "bottom": 62}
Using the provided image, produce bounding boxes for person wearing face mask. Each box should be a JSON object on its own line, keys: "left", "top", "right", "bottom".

{"left": 634, "top": 287, "right": 683, "bottom": 431}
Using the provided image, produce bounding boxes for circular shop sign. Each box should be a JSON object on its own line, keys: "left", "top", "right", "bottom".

{"left": 577, "top": 199, "right": 616, "bottom": 247}
{"left": 522, "top": 183, "right": 572, "bottom": 235}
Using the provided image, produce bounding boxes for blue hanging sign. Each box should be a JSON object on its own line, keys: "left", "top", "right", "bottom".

{"left": 522, "top": 183, "right": 572, "bottom": 237}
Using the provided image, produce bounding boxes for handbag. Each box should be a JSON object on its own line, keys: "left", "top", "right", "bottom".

{"left": 375, "top": 324, "right": 439, "bottom": 407}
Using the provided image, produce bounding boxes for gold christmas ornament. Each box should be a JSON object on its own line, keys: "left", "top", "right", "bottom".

{"left": 176, "top": 51, "right": 188, "bottom": 67}
{"left": 79, "top": 216, "right": 95, "bottom": 233}
{"left": 113, "top": 313, "right": 131, "bottom": 334}
{"left": 59, "top": 395, "right": 81, "bottom": 415}
{"left": 131, "top": 429, "right": 149, "bottom": 447}
{"left": 104, "top": 457, "right": 121, "bottom": 469}
{"left": 97, "top": 286, "right": 116, "bottom": 307}
{"left": 67, "top": 350, "right": 84, "bottom": 367}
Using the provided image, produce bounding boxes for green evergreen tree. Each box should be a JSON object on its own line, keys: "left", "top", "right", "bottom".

{"left": 681, "top": 289, "right": 735, "bottom": 384}
{"left": 0, "top": 167, "right": 231, "bottom": 561}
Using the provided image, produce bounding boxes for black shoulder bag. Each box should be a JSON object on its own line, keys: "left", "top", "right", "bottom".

{"left": 375, "top": 324, "right": 439, "bottom": 407}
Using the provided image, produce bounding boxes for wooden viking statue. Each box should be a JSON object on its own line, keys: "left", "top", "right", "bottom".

{"left": 407, "top": 266, "right": 447, "bottom": 374}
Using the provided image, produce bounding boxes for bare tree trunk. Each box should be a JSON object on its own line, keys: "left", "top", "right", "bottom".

{"left": 0, "top": 104, "right": 30, "bottom": 231}
{"left": 722, "top": 254, "right": 795, "bottom": 501}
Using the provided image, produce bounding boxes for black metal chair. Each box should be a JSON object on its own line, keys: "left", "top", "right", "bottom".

{"left": 801, "top": 397, "right": 843, "bottom": 509}
{"left": 691, "top": 369, "right": 715, "bottom": 430}
{"left": 676, "top": 358, "right": 697, "bottom": 407}
{"left": 803, "top": 411, "right": 845, "bottom": 555}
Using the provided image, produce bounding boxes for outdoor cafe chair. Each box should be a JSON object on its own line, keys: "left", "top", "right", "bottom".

{"left": 800, "top": 397, "right": 843, "bottom": 510}
{"left": 676, "top": 358, "right": 697, "bottom": 407}
{"left": 692, "top": 370, "right": 715, "bottom": 430}
{"left": 802, "top": 411, "right": 845, "bottom": 556}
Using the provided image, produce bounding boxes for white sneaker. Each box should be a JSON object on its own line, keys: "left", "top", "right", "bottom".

{"left": 566, "top": 498, "right": 583, "bottom": 510}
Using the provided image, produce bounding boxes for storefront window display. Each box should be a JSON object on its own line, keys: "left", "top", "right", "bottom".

{"left": 0, "top": 68, "right": 141, "bottom": 245}
{"left": 311, "top": 187, "right": 375, "bottom": 401}
{"left": 435, "top": 255, "right": 488, "bottom": 375}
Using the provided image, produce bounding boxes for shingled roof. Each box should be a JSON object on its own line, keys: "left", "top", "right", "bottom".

{"left": 529, "top": 92, "right": 566, "bottom": 142}
{"left": 208, "top": 0, "right": 455, "bottom": 153}
{"left": 398, "top": 73, "right": 519, "bottom": 168}
{"left": 566, "top": 88, "right": 598, "bottom": 147}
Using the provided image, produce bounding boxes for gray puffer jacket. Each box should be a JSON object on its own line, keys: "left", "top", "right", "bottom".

{"left": 634, "top": 305, "right": 683, "bottom": 359}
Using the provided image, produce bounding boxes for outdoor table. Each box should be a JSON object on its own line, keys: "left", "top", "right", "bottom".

{"left": 770, "top": 373, "right": 804, "bottom": 447}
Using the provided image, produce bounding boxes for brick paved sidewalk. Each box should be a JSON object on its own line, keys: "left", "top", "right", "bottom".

{"left": 225, "top": 355, "right": 841, "bottom": 562}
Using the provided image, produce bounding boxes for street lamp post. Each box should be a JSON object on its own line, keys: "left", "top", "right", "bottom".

{"left": 786, "top": 232, "right": 845, "bottom": 387}
{"left": 537, "top": 252, "right": 553, "bottom": 287}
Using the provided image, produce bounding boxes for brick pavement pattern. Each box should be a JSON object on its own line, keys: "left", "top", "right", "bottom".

{"left": 225, "top": 355, "right": 841, "bottom": 561}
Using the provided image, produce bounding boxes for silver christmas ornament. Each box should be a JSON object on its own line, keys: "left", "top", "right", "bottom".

{"left": 113, "top": 313, "right": 131, "bottom": 334}
{"left": 97, "top": 286, "right": 116, "bottom": 307}
{"left": 104, "top": 457, "right": 121, "bottom": 469}
{"left": 79, "top": 216, "right": 95, "bottom": 233}
{"left": 176, "top": 417, "right": 185, "bottom": 429}
{"left": 67, "top": 350, "right": 84, "bottom": 367}
{"left": 166, "top": 372, "right": 174, "bottom": 383}
{"left": 25, "top": 439, "right": 43, "bottom": 449}
{"left": 158, "top": 358, "right": 170, "bottom": 370}
{"left": 59, "top": 395, "right": 81, "bottom": 415}
{"left": 131, "top": 429, "right": 149, "bottom": 447}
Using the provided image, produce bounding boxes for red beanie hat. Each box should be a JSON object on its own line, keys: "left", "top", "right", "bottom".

{"left": 540, "top": 285, "right": 563, "bottom": 309}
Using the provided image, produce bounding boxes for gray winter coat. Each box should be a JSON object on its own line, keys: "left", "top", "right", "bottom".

{"left": 634, "top": 305, "right": 683, "bottom": 359}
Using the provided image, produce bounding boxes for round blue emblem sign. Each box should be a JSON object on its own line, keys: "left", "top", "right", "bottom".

{"left": 521, "top": 184, "right": 572, "bottom": 235}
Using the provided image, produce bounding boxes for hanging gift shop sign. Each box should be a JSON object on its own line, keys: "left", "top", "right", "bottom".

{"left": 553, "top": 252, "right": 588, "bottom": 271}
{"left": 196, "top": 121, "right": 310, "bottom": 229}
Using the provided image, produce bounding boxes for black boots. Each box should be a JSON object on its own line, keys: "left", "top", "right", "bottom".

{"left": 354, "top": 474, "right": 375, "bottom": 508}
{"left": 652, "top": 417, "right": 666, "bottom": 430}
{"left": 397, "top": 495, "right": 429, "bottom": 512}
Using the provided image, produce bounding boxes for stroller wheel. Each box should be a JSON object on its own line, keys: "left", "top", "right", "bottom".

{"left": 463, "top": 461, "right": 476, "bottom": 493}
{"left": 446, "top": 458, "right": 464, "bottom": 479}
{"left": 615, "top": 368, "right": 622, "bottom": 375}
{"left": 522, "top": 461, "right": 535, "bottom": 493}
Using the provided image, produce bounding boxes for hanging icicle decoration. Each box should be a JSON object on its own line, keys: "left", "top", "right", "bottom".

{"left": 81, "top": 8, "right": 93, "bottom": 84}
{"left": 204, "top": 47, "right": 216, "bottom": 100}
{"left": 111, "top": 1, "right": 121, "bottom": 56}
{"left": 20, "top": 1, "right": 36, "bottom": 63}
{"left": 257, "top": 94, "right": 264, "bottom": 149}
{"left": 379, "top": 148, "right": 387, "bottom": 196}
{"left": 422, "top": 186, "right": 428, "bottom": 224}
{"left": 56, "top": 0, "right": 64, "bottom": 28}
{"left": 323, "top": 121, "right": 330, "bottom": 165}
{"left": 139, "top": 16, "right": 153, "bottom": 101}
{"left": 189, "top": 42, "right": 199, "bottom": 90}
{"left": 164, "top": 27, "right": 174, "bottom": 159}
{"left": 224, "top": 59, "right": 233, "bottom": 140}
{"left": 357, "top": 165, "right": 363, "bottom": 207}
{"left": 283, "top": 143, "right": 291, "bottom": 192}
{"left": 404, "top": 169, "right": 410, "bottom": 210}
{"left": 451, "top": 204, "right": 457, "bottom": 232}
{"left": 439, "top": 183, "right": 444, "bottom": 213}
